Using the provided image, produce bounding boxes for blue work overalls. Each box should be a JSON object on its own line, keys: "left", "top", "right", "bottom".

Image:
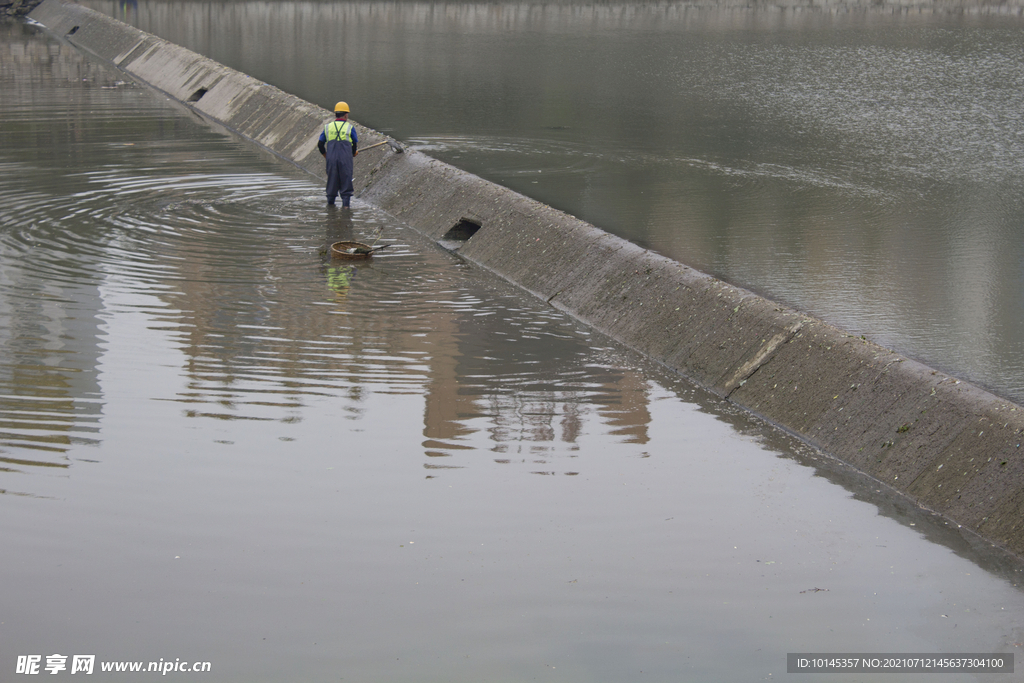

{"left": 323, "top": 120, "right": 354, "bottom": 206}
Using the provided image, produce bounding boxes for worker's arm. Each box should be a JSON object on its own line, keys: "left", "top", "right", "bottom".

{"left": 317, "top": 130, "right": 326, "bottom": 156}
{"left": 352, "top": 128, "right": 358, "bottom": 156}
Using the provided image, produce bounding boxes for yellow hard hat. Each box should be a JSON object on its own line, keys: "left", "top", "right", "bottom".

{"left": 334, "top": 101, "right": 350, "bottom": 113}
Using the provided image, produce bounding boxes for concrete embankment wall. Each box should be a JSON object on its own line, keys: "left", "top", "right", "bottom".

{"left": 29, "top": 0, "right": 1024, "bottom": 558}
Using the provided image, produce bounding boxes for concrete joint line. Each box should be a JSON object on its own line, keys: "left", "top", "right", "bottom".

{"left": 545, "top": 289, "right": 565, "bottom": 305}
{"left": 723, "top": 320, "right": 804, "bottom": 399}
{"left": 114, "top": 37, "right": 147, "bottom": 67}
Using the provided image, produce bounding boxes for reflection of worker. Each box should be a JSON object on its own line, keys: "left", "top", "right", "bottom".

{"left": 324, "top": 201, "right": 354, "bottom": 243}
{"left": 318, "top": 102, "right": 359, "bottom": 207}
{"left": 117, "top": 0, "right": 138, "bottom": 23}
{"left": 326, "top": 264, "right": 355, "bottom": 299}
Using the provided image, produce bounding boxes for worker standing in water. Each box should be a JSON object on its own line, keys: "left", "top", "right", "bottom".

{"left": 318, "top": 101, "right": 359, "bottom": 207}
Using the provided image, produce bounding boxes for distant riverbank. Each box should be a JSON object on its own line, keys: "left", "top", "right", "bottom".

{"left": 7, "top": 0, "right": 1024, "bottom": 18}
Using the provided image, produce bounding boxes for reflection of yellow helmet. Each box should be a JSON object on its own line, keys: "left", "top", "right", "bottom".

{"left": 334, "top": 101, "right": 350, "bottom": 113}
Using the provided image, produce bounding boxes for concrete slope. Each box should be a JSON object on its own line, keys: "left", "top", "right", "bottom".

{"left": 29, "top": 0, "right": 1024, "bottom": 558}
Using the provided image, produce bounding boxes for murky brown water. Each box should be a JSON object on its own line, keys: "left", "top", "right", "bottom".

{"left": 3, "top": 14, "right": 1024, "bottom": 683}
{"left": 79, "top": 0, "right": 1024, "bottom": 405}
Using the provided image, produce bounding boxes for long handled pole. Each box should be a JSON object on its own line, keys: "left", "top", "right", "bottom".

{"left": 360, "top": 139, "right": 404, "bottom": 154}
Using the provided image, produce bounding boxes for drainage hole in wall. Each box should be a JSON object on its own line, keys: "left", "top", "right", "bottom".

{"left": 66, "top": 26, "right": 80, "bottom": 35}
{"left": 443, "top": 219, "right": 481, "bottom": 241}
{"left": 438, "top": 219, "right": 481, "bottom": 251}
{"left": 188, "top": 88, "right": 209, "bottom": 103}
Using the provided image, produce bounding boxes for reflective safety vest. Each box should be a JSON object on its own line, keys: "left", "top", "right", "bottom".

{"left": 327, "top": 266, "right": 352, "bottom": 294}
{"left": 325, "top": 120, "right": 353, "bottom": 144}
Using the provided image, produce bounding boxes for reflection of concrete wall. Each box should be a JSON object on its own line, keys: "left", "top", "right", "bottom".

{"left": 30, "top": 0, "right": 1024, "bottom": 557}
